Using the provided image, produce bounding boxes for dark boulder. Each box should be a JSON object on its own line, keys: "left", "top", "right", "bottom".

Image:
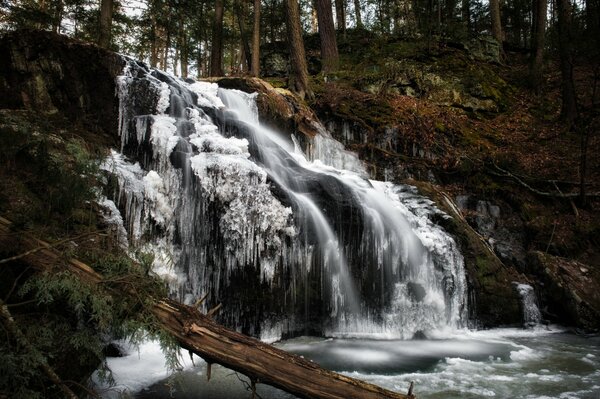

{"left": 0, "top": 30, "right": 125, "bottom": 140}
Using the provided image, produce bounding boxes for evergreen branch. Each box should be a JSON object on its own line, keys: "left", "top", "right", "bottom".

{"left": 0, "top": 299, "right": 80, "bottom": 399}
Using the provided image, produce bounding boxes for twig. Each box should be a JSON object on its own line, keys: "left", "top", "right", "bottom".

{"left": 206, "top": 303, "right": 222, "bottom": 318}
{"left": 490, "top": 162, "right": 600, "bottom": 198}
{"left": 552, "top": 181, "right": 579, "bottom": 217}
{"left": 545, "top": 222, "right": 557, "bottom": 253}
{"left": 3, "top": 265, "right": 32, "bottom": 302}
{"left": 0, "top": 230, "right": 105, "bottom": 265}
{"left": 194, "top": 292, "right": 210, "bottom": 309}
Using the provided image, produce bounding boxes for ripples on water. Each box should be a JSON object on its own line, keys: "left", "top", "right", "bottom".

{"left": 94, "top": 327, "right": 600, "bottom": 399}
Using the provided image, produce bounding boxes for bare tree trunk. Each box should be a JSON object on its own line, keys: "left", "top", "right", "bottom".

{"left": 354, "top": 0, "right": 363, "bottom": 28}
{"left": 163, "top": 24, "right": 171, "bottom": 71}
{"left": 490, "top": 0, "right": 503, "bottom": 45}
{"left": 446, "top": 0, "right": 457, "bottom": 22}
{"left": 197, "top": 43, "right": 204, "bottom": 78}
{"left": 98, "top": 0, "right": 113, "bottom": 48}
{"left": 180, "top": 28, "right": 188, "bottom": 78}
{"left": 316, "top": 0, "right": 339, "bottom": 73}
{"left": 150, "top": 17, "right": 158, "bottom": 68}
{"left": 210, "top": 0, "right": 225, "bottom": 76}
{"left": 462, "top": 0, "right": 471, "bottom": 32}
{"left": 53, "top": 0, "right": 63, "bottom": 33}
{"left": 285, "top": 0, "right": 313, "bottom": 99}
{"left": 204, "top": 38, "right": 210, "bottom": 75}
{"left": 335, "top": 0, "right": 347, "bottom": 36}
{"left": 556, "top": 0, "right": 578, "bottom": 124}
{"left": 579, "top": 123, "right": 590, "bottom": 206}
{"left": 529, "top": 0, "right": 547, "bottom": 92}
{"left": 251, "top": 0, "right": 261, "bottom": 76}
{"left": 236, "top": 0, "right": 252, "bottom": 72}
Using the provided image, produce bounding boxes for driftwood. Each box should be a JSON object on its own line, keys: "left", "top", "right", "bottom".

{"left": 0, "top": 217, "right": 411, "bottom": 399}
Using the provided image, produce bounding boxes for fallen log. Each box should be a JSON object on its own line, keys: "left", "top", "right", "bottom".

{"left": 0, "top": 216, "right": 411, "bottom": 399}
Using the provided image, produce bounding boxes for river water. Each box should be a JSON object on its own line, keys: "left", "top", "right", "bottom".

{"left": 95, "top": 327, "right": 600, "bottom": 399}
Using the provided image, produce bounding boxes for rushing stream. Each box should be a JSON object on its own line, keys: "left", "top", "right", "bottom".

{"left": 95, "top": 63, "right": 600, "bottom": 398}
{"left": 96, "top": 328, "right": 600, "bottom": 399}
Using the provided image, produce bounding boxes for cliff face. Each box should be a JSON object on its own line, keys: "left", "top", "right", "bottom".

{"left": 0, "top": 30, "right": 124, "bottom": 139}
{"left": 1, "top": 30, "right": 597, "bottom": 332}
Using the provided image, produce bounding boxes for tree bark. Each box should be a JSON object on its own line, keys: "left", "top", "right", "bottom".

{"left": 489, "top": 0, "right": 503, "bottom": 45}
{"left": 53, "top": 0, "right": 63, "bottom": 33}
{"left": 335, "top": 0, "right": 346, "bottom": 35}
{"left": 529, "top": 0, "right": 547, "bottom": 92}
{"left": 556, "top": 0, "right": 578, "bottom": 124}
{"left": 150, "top": 17, "right": 158, "bottom": 68}
{"left": 315, "top": 0, "right": 339, "bottom": 73}
{"left": 0, "top": 216, "right": 411, "bottom": 399}
{"left": 462, "top": 0, "right": 471, "bottom": 32}
{"left": 163, "top": 24, "right": 171, "bottom": 71}
{"left": 252, "top": 0, "right": 261, "bottom": 76}
{"left": 98, "top": 0, "right": 114, "bottom": 48}
{"left": 354, "top": 0, "right": 363, "bottom": 28}
{"left": 235, "top": 0, "right": 252, "bottom": 72}
{"left": 210, "top": 0, "right": 225, "bottom": 76}
{"left": 285, "top": 0, "right": 313, "bottom": 99}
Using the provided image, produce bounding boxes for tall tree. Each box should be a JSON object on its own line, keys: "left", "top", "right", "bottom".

{"left": 529, "top": 0, "right": 547, "bottom": 91}
{"left": 251, "top": 0, "right": 261, "bottom": 76}
{"left": 210, "top": 0, "right": 225, "bottom": 76}
{"left": 353, "top": 0, "right": 363, "bottom": 28}
{"left": 315, "top": 0, "right": 339, "bottom": 73}
{"left": 285, "top": 0, "right": 313, "bottom": 99}
{"left": 334, "top": 0, "right": 346, "bottom": 35}
{"left": 179, "top": 16, "right": 189, "bottom": 78}
{"left": 556, "top": 0, "right": 578, "bottom": 123}
{"left": 98, "top": 0, "right": 114, "bottom": 47}
{"left": 462, "top": 0, "right": 471, "bottom": 32}
{"left": 489, "top": 0, "right": 503, "bottom": 44}
{"left": 235, "top": 0, "right": 252, "bottom": 72}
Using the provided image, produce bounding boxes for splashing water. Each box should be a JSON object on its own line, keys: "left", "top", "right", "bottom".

{"left": 102, "top": 60, "right": 467, "bottom": 340}
{"left": 514, "top": 283, "right": 542, "bottom": 327}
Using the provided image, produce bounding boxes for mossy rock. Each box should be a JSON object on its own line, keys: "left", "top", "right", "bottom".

{"left": 408, "top": 180, "right": 523, "bottom": 327}
{"left": 526, "top": 251, "right": 600, "bottom": 331}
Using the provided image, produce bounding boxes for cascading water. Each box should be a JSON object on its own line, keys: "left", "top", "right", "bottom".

{"left": 101, "top": 60, "right": 467, "bottom": 341}
{"left": 514, "top": 283, "right": 542, "bottom": 327}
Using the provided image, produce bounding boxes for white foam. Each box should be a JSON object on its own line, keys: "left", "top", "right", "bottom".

{"left": 510, "top": 346, "right": 542, "bottom": 362}
{"left": 92, "top": 339, "right": 201, "bottom": 398}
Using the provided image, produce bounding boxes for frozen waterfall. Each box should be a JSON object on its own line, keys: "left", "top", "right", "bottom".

{"left": 514, "top": 283, "right": 542, "bottom": 327}
{"left": 101, "top": 60, "right": 468, "bottom": 340}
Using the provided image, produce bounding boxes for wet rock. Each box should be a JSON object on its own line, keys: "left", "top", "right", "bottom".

{"left": 102, "top": 342, "right": 127, "bottom": 358}
{"left": 407, "top": 282, "right": 427, "bottom": 302}
{"left": 526, "top": 251, "right": 600, "bottom": 331}
{"left": 211, "top": 76, "right": 322, "bottom": 140}
{"left": 0, "top": 30, "right": 125, "bottom": 139}
{"left": 456, "top": 195, "right": 527, "bottom": 268}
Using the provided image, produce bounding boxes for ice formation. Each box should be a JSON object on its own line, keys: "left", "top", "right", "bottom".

{"left": 102, "top": 60, "right": 468, "bottom": 340}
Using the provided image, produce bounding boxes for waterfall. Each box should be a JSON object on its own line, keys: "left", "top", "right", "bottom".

{"left": 514, "top": 283, "right": 542, "bottom": 327}
{"left": 102, "top": 60, "right": 467, "bottom": 340}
